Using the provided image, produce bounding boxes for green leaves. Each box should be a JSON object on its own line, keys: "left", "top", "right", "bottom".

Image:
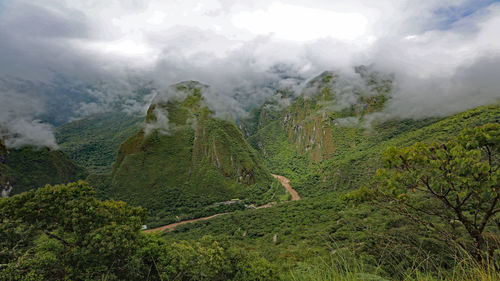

{"left": 147, "top": 235, "right": 278, "bottom": 281}
{"left": 1, "top": 182, "right": 278, "bottom": 280}
{"left": 372, "top": 123, "right": 500, "bottom": 261}
{"left": 0, "top": 182, "right": 147, "bottom": 280}
{"left": 377, "top": 124, "right": 499, "bottom": 199}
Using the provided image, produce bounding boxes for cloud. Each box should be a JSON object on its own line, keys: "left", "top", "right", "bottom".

{"left": 0, "top": 119, "right": 58, "bottom": 150}
{"left": 382, "top": 53, "right": 500, "bottom": 118}
{"left": 0, "top": 90, "right": 58, "bottom": 149}
{"left": 368, "top": 3, "right": 500, "bottom": 118}
{"left": 0, "top": 0, "right": 499, "bottom": 148}
{"left": 232, "top": 2, "right": 369, "bottom": 41}
{"left": 143, "top": 107, "right": 171, "bottom": 136}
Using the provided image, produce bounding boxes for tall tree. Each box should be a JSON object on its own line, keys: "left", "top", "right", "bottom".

{"left": 0, "top": 181, "right": 147, "bottom": 280}
{"left": 373, "top": 123, "right": 499, "bottom": 262}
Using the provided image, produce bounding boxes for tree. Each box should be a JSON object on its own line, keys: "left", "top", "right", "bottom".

{"left": 0, "top": 181, "right": 147, "bottom": 280}
{"left": 1, "top": 182, "right": 278, "bottom": 280}
{"left": 373, "top": 123, "right": 499, "bottom": 262}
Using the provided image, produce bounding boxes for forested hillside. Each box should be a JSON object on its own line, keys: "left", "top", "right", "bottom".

{"left": 89, "top": 82, "right": 284, "bottom": 227}
{"left": 157, "top": 70, "right": 499, "bottom": 279}
{"left": 0, "top": 139, "right": 87, "bottom": 196}
{"left": 2, "top": 1, "right": 500, "bottom": 280}
{"left": 2, "top": 74, "right": 499, "bottom": 281}
{"left": 2, "top": 88, "right": 499, "bottom": 280}
{"left": 56, "top": 111, "right": 143, "bottom": 174}
{"left": 241, "top": 70, "right": 499, "bottom": 198}
{"left": 166, "top": 102, "right": 500, "bottom": 280}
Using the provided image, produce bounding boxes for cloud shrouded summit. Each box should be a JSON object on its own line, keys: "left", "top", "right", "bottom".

{"left": 0, "top": 0, "right": 499, "bottom": 148}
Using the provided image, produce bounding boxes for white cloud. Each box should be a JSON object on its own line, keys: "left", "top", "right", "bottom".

{"left": 232, "top": 2, "right": 369, "bottom": 42}
{"left": 0, "top": 0, "right": 500, "bottom": 148}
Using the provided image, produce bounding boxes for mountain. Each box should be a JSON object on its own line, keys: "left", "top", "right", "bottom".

{"left": 165, "top": 74, "right": 500, "bottom": 278}
{"left": 243, "top": 68, "right": 391, "bottom": 159}
{"left": 237, "top": 68, "right": 452, "bottom": 195}
{"left": 56, "top": 111, "right": 143, "bottom": 174}
{"left": 242, "top": 65, "right": 497, "bottom": 198}
{"left": 2, "top": 70, "right": 500, "bottom": 280}
{"left": 0, "top": 140, "right": 87, "bottom": 196}
{"left": 92, "top": 81, "right": 284, "bottom": 227}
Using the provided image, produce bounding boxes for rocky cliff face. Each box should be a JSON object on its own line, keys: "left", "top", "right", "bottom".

{"left": 242, "top": 67, "right": 393, "bottom": 165}
{"left": 106, "top": 81, "right": 277, "bottom": 224}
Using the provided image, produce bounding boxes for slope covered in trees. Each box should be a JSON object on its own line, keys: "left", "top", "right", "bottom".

{"left": 165, "top": 72, "right": 500, "bottom": 279}
{"left": 0, "top": 139, "right": 87, "bottom": 196}
{"left": 56, "top": 111, "right": 143, "bottom": 174}
{"left": 4, "top": 70, "right": 498, "bottom": 280}
{"left": 240, "top": 69, "right": 499, "bottom": 198}
{"left": 91, "top": 81, "right": 284, "bottom": 227}
{"left": 0, "top": 182, "right": 278, "bottom": 281}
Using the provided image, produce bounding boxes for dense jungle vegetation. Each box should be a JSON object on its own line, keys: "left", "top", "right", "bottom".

{"left": 1, "top": 73, "right": 499, "bottom": 280}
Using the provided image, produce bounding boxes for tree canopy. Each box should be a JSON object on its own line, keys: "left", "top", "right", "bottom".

{"left": 372, "top": 123, "right": 500, "bottom": 262}
{"left": 0, "top": 181, "right": 278, "bottom": 281}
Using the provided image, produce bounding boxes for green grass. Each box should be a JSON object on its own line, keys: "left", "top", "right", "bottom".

{"left": 286, "top": 254, "right": 500, "bottom": 281}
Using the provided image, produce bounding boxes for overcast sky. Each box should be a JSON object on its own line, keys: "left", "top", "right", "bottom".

{"left": 0, "top": 0, "right": 500, "bottom": 148}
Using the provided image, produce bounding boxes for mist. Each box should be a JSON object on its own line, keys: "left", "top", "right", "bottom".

{"left": 1, "top": 0, "right": 499, "bottom": 149}
{"left": 0, "top": 89, "right": 58, "bottom": 149}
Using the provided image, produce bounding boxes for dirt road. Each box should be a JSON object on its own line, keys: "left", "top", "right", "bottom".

{"left": 144, "top": 174, "right": 299, "bottom": 233}
{"left": 271, "top": 174, "right": 300, "bottom": 201}
{"left": 144, "top": 213, "right": 225, "bottom": 233}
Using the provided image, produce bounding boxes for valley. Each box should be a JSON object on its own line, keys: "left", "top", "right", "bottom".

{"left": 2, "top": 1, "right": 500, "bottom": 280}
{"left": 2, "top": 73, "right": 499, "bottom": 280}
{"left": 145, "top": 173, "right": 299, "bottom": 233}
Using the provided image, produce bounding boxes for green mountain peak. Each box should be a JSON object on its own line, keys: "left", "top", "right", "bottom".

{"left": 102, "top": 81, "right": 282, "bottom": 226}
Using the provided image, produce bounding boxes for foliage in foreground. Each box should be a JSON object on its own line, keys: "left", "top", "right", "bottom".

{"left": 0, "top": 182, "right": 278, "bottom": 281}
{"left": 166, "top": 120, "right": 500, "bottom": 280}
{"left": 366, "top": 124, "right": 500, "bottom": 262}
{"left": 286, "top": 252, "right": 500, "bottom": 281}
{"left": 3, "top": 182, "right": 496, "bottom": 281}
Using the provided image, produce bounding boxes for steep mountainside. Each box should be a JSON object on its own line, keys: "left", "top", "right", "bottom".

{"left": 239, "top": 69, "right": 390, "bottom": 181}
{"left": 240, "top": 68, "right": 499, "bottom": 196}
{"left": 56, "top": 111, "right": 143, "bottom": 174}
{"left": 166, "top": 99, "right": 500, "bottom": 278}
{"left": 0, "top": 140, "right": 87, "bottom": 196}
{"left": 95, "top": 81, "right": 283, "bottom": 227}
